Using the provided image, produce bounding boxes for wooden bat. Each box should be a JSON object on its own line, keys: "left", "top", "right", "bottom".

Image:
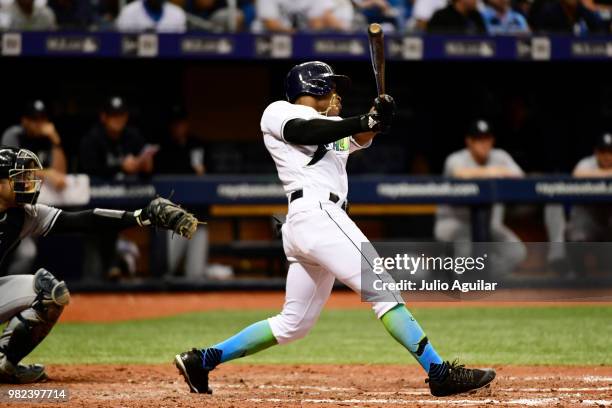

{"left": 367, "top": 23, "right": 386, "bottom": 96}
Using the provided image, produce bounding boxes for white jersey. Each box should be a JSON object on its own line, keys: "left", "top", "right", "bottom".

{"left": 253, "top": 0, "right": 334, "bottom": 32}
{"left": 261, "top": 100, "right": 370, "bottom": 204}
{"left": 116, "top": 0, "right": 186, "bottom": 33}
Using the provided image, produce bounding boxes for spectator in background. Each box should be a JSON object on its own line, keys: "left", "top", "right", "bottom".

{"left": 512, "top": 0, "right": 532, "bottom": 18}
{"left": 434, "top": 119, "right": 526, "bottom": 276}
{"left": 330, "top": 0, "right": 357, "bottom": 31}
{"left": 95, "top": 0, "right": 121, "bottom": 29}
{"left": 355, "top": 0, "right": 401, "bottom": 29}
{"left": 183, "top": 0, "right": 245, "bottom": 32}
{"left": 0, "top": 99, "right": 67, "bottom": 276}
{"left": 155, "top": 106, "right": 212, "bottom": 280}
{"left": 79, "top": 96, "right": 156, "bottom": 180}
{"left": 427, "top": 0, "right": 487, "bottom": 34}
{"left": 353, "top": 0, "right": 403, "bottom": 31}
{"left": 0, "top": 0, "right": 56, "bottom": 30}
{"left": 408, "top": 0, "right": 447, "bottom": 31}
{"left": 529, "top": 0, "right": 605, "bottom": 34}
{"left": 116, "top": 0, "right": 186, "bottom": 32}
{"left": 582, "top": 0, "right": 612, "bottom": 13}
{"left": 482, "top": 0, "right": 530, "bottom": 34}
{"left": 48, "top": 0, "right": 93, "bottom": 29}
{"left": 252, "top": 0, "right": 348, "bottom": 33}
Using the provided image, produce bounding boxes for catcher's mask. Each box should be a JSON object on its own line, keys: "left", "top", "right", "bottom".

{"left": 3, "top": 148, "right": 43, "bottom": 206}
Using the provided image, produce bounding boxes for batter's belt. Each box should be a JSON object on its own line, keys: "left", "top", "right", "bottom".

{"left": 289, "top": 189, "right": 348, "bottom": 212}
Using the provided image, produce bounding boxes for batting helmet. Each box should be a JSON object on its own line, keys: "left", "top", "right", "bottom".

{"left": 285, "top": 61, "right": 351, "bottom": 103}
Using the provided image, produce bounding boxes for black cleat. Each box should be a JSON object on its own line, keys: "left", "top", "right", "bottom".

{"left": 174, "top": 349, "right": 212, "bottom": 394}
{"left": 426, "top": 361, "right": 496, "bottom": 397}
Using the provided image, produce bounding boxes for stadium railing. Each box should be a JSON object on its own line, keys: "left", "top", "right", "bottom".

{"left": 2, "top": 32, "right": 612, "bottom": 60}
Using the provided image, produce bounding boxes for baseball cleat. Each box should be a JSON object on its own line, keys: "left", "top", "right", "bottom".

{"left": 426, "top": 361, "right": 496, "bottom": 397}
{"left": 174, "top": 349, "right": 212, "bottom": 394}
{"left": 0, "top": 355, "right": 47, "bottom": 384}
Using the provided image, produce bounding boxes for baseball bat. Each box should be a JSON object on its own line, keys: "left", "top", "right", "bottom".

{"left": 367, "top": 23, "right": 386, "bottom": 96}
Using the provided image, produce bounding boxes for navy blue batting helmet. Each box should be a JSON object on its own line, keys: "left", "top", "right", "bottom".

{"left": 285, "top": 61, "right": 351, "bottom": 103}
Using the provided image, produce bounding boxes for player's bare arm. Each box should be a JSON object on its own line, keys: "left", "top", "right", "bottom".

{"left": 573, "top": 168, "right": 612, "bottom": 178}
{"left": 453, "top": 166, "right": 523, "bottom": 179}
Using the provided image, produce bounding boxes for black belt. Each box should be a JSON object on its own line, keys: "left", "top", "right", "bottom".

{"left": 289, "top": 189, "right": 348, "bottom": 211}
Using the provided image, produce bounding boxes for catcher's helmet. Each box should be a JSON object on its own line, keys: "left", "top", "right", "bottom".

{"left": 0, "top": 146, "right": 43, "bottom": 205}
{"left": 285, "top": 61, "right": 351, "bottom": 103}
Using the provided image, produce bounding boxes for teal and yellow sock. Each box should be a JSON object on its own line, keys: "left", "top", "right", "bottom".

{"left": 200, "top": 320, "right": 277, "bottom": 370}
{"left": 381, "top": 304, "right": 448, "bottom": 381}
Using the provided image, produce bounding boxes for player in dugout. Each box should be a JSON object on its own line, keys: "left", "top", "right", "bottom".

{"left": 566, "top": 132, "right": 612, "bottom": 272}
{"left": 434, "top": 119, "right": 527, "bottom": 276}
{"left": 0, "top": 146, "right": 198, "bottom": 384}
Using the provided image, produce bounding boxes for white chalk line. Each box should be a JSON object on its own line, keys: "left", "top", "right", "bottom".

{"left": 506, "top": 375, "right": 612, "bottom": 382}
{"left": 501, "top": 386, "right": 612, "bottom": 392}
{"left": 248, "top": 397, "right": 612, "bottom": 406}
{"left": 220, "top": 383, "right": 612, "bottom": 393}
{"left": 582, "top": 400, "right": 612, "bottom": 406}
{"left": 220, "top": 376, "right": 612, "bottom": 406}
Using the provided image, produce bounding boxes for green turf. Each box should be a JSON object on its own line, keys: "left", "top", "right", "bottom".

{"left": 26, "top": 306, "right": 612, "bottom": 366}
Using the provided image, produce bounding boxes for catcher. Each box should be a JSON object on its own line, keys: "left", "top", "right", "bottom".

{"left": 0, "top": 146, "right": 198, "bottom": 383}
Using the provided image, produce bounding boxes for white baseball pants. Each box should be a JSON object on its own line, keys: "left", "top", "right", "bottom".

{"left": 268, "top": 200, "right": 402, "bottom": 344}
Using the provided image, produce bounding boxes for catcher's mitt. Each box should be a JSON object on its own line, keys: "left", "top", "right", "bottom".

{"left": 136, "top": 197, "right": 199, "bottom": 239}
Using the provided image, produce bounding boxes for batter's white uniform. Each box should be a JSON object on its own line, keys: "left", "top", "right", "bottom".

{"left": 262, "top": 101, "right": 402, "bottom": 344}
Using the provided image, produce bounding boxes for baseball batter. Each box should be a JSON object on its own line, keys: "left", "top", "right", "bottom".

{"left": 0, "top": 146, "right": 198, "bottom": 384}
{"left": 175, "top": 61, "right": 495, "bottom": 397}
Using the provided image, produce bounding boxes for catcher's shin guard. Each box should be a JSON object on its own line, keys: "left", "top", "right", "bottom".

{"left": 0, "top": 269, "right": 70, "bottom": 366}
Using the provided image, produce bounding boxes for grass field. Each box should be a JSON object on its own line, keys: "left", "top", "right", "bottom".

{"left": 29, "top": 306, "right": 612, "bottom": 366}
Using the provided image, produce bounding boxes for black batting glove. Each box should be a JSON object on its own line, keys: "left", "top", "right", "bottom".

{"left": 359, "top": 94, "right": 396, "bottom": 134}
{"left": 374, "top": 94, "right": 396, "bottom": 129}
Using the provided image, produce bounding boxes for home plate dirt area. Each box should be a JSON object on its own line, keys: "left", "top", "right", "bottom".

{"left": 3, "top": 292, "right": 610, "bottom": 408}
{"left": 2, "top": 364, "right": 611, "bottom": 407}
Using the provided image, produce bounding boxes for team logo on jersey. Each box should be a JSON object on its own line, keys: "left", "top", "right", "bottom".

{"left": 308, "top": 137, "right": 350, "bottom": 166}
{"left": 332, "top": 137, "right": 350, "bottom": 152}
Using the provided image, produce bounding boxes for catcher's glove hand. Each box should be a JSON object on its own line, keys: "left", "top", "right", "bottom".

{"left": 135, "top": 197, "right": 199, "bottom": 239}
